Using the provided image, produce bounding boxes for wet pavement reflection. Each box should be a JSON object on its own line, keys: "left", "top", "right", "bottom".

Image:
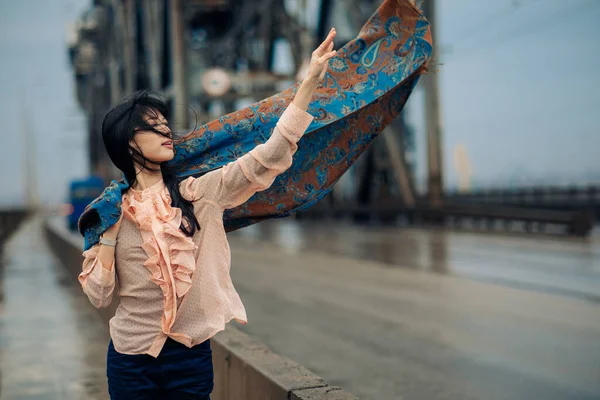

{"left": 230, "top": 219, "right": 600, "bottom": 301}
{"left": 0, "top": 216, "right": 109, "bottom": 399}
{"left": 226, "top": 219, "right": 600, "bottom": 399}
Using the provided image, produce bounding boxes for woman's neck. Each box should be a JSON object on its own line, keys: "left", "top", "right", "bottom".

{"left": 131, "top": 169, "right": 163, "bottom": 191}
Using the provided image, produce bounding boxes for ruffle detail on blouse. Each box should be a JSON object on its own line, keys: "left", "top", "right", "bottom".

{"left": 122, "top": 182, "right": 198, "bottom": 333}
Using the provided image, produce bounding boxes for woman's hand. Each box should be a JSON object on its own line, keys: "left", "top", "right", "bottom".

{"left": 103, "top": 212, "right": 124, "bottom": 240}
{"left": 292, "top": 28, "right": 337, "bottom": 111}
{"left": 306, "top": 28, "right": 337, "bottom": 82}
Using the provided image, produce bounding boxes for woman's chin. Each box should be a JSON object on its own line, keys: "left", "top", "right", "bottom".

{"left": 156, "top": 148, "right": 175, "bottom": 161}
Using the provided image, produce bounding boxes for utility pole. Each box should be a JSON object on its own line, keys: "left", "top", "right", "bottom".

{"left": 381, "top": 127, "right": 416, "bottom": 208}
{"left": 123, "top": 0, "right": 136, "bottom": 94}
{"left": 315, "top": 0, "right": 333, "bottom": 49}
{"left": 144, "top": 0, "right": 163, "bottom": 90}
{"left": 421, "top": 0, "right": 444, "bottom": 208}
{"left": 20, "top": 94, "right": 39, "bottom": 210}
{"left": 170, "top": 0, "right": 189, "bottom": 129}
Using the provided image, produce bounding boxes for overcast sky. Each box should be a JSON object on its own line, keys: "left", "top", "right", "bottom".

{"left": 1, "top": 0, "right": 599, "bottom": 207}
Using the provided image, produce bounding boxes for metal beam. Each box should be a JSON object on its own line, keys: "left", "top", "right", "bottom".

{"left": 421, "top": 0, "right": 444, "bottom": 207}
{"left": 144, "top": 0, "right": 164, "bottom": 90}
{"left": 170, "top": 0, "right": 190, "bottom": 128}
{"left": 381, "top": 127, "right": 416, "bottom": 207}
{"left": 123, "top": 0, "right": 136, "bottom": 94}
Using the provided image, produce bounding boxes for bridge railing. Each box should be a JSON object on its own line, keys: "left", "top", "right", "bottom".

{"left": 298, "top": 200, "right": 596, "bottom": 237}
{"left": 446, "top": 185, "right": 600, "bottom": 208}
{"left": 0, "top": 209, "right": 29, "bottom": 252}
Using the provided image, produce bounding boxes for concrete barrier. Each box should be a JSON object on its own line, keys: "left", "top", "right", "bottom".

{"left": 0, "top": 209, "right": 29, "bottom": 249}
{"left": 44, "top": 217, "right": 357, "bottom": 400}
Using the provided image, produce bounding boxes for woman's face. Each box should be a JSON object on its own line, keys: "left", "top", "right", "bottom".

{"left": 129, "top": 110, "right": 174, "bottom": 163}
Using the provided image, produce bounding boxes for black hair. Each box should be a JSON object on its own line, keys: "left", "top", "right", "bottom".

{"left": 101, "top": 89, "right": 200, "bottom": 237}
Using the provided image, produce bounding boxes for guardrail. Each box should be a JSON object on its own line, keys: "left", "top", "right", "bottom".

{"left": 299, "top": 201, "right": 596, "bottom": 236}
{"left": 0, "top": 209, "right": 29, "bottom": 252}
{"left": 446, "top": 186, "right": 600, "bottom": 210}
{"left": 416, "top": 203, "right": 595, "bottom": 236}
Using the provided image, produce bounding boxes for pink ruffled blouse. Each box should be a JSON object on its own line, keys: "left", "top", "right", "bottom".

{"left": 78, "top": 103, "right": 314, "bottom": 357}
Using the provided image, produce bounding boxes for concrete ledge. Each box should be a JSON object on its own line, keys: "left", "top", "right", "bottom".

{"left": 0, "top": 209, "right": 29, "bottom": 247}
{"left": 292, "top": 386, "right": 360, "bottom": 400}
{"left": 44, "top": 217, "right": 358, "bottom": 400}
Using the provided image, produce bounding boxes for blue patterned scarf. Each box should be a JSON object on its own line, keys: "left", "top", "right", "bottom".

{"left": 78, "top": 0, "right": 432, "bottom": 251}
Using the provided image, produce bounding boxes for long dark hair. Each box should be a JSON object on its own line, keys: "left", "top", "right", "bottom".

{"left": 101, "top": 90, "right": 200, "bottom": 237}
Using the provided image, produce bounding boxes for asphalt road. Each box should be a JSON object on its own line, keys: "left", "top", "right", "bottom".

{"left": 228, "top": 220, "right": 600, "bottom": 400}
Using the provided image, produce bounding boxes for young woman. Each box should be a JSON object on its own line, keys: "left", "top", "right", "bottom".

{"left": 78, "top": 29, "right": 338, "bottom": 399}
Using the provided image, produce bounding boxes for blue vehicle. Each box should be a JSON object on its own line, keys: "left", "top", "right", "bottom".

{"left": 67, "top": 175, "right": 105, "bottom": 231}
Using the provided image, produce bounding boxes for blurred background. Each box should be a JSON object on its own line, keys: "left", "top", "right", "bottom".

{"left": 0, "top": 0, "right": 599, "bottom": 399}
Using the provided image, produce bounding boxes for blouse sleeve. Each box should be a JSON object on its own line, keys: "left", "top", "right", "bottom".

{"left": 78, "top": 243, "right": 116, "bottom": 309}
{"left": 179, "top": 102, "right": 314, "bottom": 210}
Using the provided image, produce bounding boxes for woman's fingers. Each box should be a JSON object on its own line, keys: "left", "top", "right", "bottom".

{"left": 321, "top": 28, "right": 335, "bottom": 47}
{"left": 317, "top": 42, "right": 336, "bottom": 62}
{"left": 306, "top": 27, "right": 337, "bottom": 80}
{"left": 318, "top": 50, "right": 337, "bottom": 63}
{"left": 316, "top": 49, "right": 337, "bottom": 79}
{"left": 116, "top": 212, "right": 124, "bottom": 228}
{"left": 317, "top": 28, "right": 336, "bottom": 53}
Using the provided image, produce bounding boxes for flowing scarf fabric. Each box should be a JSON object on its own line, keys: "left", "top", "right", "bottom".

{"left": 79, "top": 0, "right": 432, "bottom": 251}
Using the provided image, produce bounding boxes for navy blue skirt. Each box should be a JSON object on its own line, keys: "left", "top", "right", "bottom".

{"left": 106, "top": 337, "right": 213, "bottom": 400}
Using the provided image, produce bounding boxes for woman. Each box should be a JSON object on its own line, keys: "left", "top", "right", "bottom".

{"left": 78, "top": 29, "right": 338, "bottom": 399}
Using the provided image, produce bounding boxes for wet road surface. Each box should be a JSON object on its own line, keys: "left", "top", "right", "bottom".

{"left": 232, "top": 220, "right": 600, "bottom": 302}
{"left": 228, "top": 220, "right": 600, "bottom": 400}
{"left": 1, "top": 215, "right": 599, "bottom": 399}
{"left": 0, "top": 216, "right": 109, "bottom": 399}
